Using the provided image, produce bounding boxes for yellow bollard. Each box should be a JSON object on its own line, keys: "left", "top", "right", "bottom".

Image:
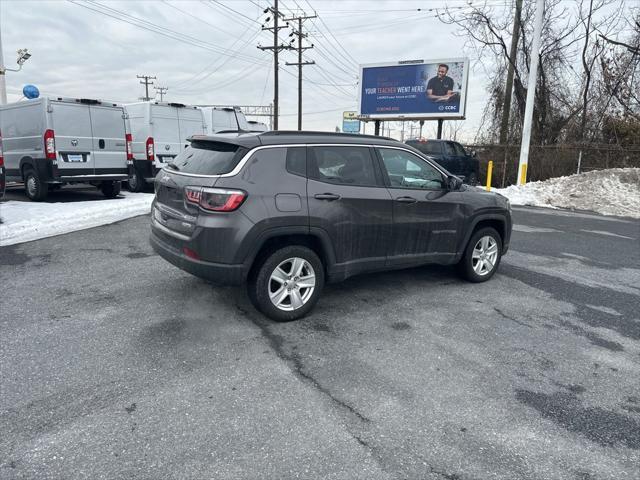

{"left": 486, "top": 160, "right": 493, "bottom": 191}
{"left": 519, "top": 163, "right": 528, "bottom": 185}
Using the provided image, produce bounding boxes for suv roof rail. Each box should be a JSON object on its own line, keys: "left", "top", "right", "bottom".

{"left": 259, "top": 130, "right": 398, "bottom": 142}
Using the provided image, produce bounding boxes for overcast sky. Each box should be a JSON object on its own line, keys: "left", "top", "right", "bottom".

{"left": 2, "top": 0, "right": 527, "bottom": 141}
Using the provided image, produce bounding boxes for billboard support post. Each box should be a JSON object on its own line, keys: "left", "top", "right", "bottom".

{"left": 374, "top": 120, "right": 380, "bottom": 136}
{"left": 419, "top": 120, "right": 424, "bottom": 138}
{"left": 437, "top": 119, "right": 444, "bottom": 139}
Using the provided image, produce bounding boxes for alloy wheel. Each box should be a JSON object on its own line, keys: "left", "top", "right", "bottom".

{"left": 472, "top": 235, "right": 499, "bottom": 276}
{"left": 268, "top": 257, "right": 316, "bottom": 311}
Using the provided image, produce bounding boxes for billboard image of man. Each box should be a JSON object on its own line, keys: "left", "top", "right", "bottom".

{"left": 426, "top": 64, "right": 459, "bottom": 103}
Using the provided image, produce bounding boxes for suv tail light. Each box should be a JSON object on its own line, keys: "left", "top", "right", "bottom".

{"left": 44, "top": 129, "right": 56, "bottom": 160}
{"left": 125, "top": 133, "right": 133, "bottom": 161}
{"left": 146, "top": 137, "right": 155, "bottom": 161}
{"left": 184, "top": 187, "right": 246, "bottom": 212}
{"left": 0, "top": 129, "right": 4, "bottom": 168}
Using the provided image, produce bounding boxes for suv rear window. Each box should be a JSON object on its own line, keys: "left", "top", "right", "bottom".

{"left": 169, "top": 141, "right": 247, "bottom": 175}
{"left": 407, "top": 141, "right": 442, "bottom": 155}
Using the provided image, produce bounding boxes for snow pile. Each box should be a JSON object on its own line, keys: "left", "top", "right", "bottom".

{"left": 0, "top": 192, "right": 154, "bottom": 246}
{"left": 495, "top": 168, "right": 640, "bottom": 219}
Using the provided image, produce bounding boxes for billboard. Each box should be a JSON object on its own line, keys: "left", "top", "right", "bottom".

{"left": 342, "top": 111, "right": 361, "bottom": 133}
{"left": 358, "top": 58, "right": 469, "bottom": 120}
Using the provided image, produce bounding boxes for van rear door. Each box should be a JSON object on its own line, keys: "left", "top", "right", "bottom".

{"left": 51, "top": 101, "right": 95, "bottom": 175}
{"left": 177, "top": 108, "right": 205, "bottom": 152}
{"left": 151, "top": 105, "right": 180, "bottom": 167}
{"left": 89, "top": 105, "right": 127, "bottom": 174}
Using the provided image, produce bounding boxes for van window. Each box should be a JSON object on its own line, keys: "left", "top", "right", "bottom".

{"left": 169, "top": 141, "right": 247, "bottom": 175}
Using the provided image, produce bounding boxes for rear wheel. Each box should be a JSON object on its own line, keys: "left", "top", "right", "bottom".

{"left": 249, "top": 245, "right": 324, "bottom": 321}
{"left": 101, "top": 181, "right": 121, "bottom": 198}
{"left": 127, "top": 167, "right": 145, "bottom": 192}
{"left": 458, "top": 227, "right": 502, "bottom": 282}
{"left": 24, "top": 168, "right": 48, "bottom": 201}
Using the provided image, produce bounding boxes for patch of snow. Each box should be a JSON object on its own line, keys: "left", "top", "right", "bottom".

{"left": 0, "top": 192, "right": 154, "bottom": 246}
{"left": 494, "top": 168, "right": 640, "bottom": 219}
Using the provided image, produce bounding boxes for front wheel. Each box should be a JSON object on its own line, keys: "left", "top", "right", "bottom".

{"left": 458, "top": 227, "right": 502, "bottom": 282}
{"left": 249, "top": 246, "right": 325, "bottom": 321}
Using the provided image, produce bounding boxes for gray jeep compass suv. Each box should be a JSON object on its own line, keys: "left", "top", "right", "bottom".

{"left": 150, "top": 131, "right": 512, "bottom": 321}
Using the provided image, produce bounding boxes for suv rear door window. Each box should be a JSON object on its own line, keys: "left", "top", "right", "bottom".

{"left": 444, "top": 142, "right": 457, "bottom": 156}
{"left": 169, "top": 141, "right": 247, "bottom": 175}
{"left": 309, "top": 146, "right": 378, "bottom": 186}
{"left": 453, "top": 142, "right": 467, "bottom": 156}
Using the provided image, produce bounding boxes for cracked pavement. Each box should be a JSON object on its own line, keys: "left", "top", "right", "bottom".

{"left": 1, "top": 204, "right": 639, "bottom": 479}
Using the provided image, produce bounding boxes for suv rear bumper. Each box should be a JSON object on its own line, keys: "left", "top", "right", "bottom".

{"left": 150, "top": 229, "right": 246, "bottom": 285}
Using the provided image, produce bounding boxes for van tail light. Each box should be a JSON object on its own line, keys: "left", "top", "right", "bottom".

{"left": 146, "top": 137, "right": 155, "bottom": 161}
{"left": 125, "top": 133, "right": 133, "bottom": 161}
{"left": 184, "top": 187, "right": 246, "bottom": 212}
{"left": 44, "top": 129, "right": 56, "bottom": 160}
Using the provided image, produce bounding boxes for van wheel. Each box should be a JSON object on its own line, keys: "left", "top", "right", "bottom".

{"left": 127, "top": 168, "right": 145, "bottom": 192}
{"left": 24, "top": 169, "right": 48, "bottom": 201}
{"left": 101, "top": 181, "right": 121, "bottom": 198}
{"left": 249, "top": 245, "right": 324, "bottom": 322}
{"left": 458, "top": 227, "right": 502, "bottom": 282}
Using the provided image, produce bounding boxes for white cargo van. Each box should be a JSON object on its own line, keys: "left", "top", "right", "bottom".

{"left": 201, "top": 106, "right": 249, "bottom": 135}
{"left": 0, "top": 97, "right": 130, "bottom": 201}
{"left": 124, "top": 102, "right": 206, "bottom": 191}
{"left": 247, "top": 120, "right": 269, "bottom": 132}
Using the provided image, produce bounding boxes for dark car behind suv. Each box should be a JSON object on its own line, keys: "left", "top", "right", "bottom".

{"left": 405, "top": 138, "right": 479, "bottom": 185}
{"left": 150, "top": 131, "right": 511, "bottom": 321}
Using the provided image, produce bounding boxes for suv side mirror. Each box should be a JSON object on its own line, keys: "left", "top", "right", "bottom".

{"left": 446, "top": 175, "right": 462, "bottom": 191}
{"left": 470, "top": 150, "right": 477, "bottom": 158}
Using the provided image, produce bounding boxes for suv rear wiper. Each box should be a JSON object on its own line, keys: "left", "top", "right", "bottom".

{"left": 166, "top": 163, "right": 180, "bottom": 171}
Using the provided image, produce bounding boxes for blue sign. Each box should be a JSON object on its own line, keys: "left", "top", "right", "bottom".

{"left": 23, "top": 84, "right": 40, "bottom": 99}
{"left": 342, "top": 111, "right": 360, "bottom": 133}
{"left": 359, "top": 59, "right": 468, "bottom": 120}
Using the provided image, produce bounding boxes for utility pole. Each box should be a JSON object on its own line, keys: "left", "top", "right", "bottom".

{"left": 284, "top": 12, "right": 316, "bottom": 130}
{"left": 499, "top": 0, "right": 522, "bottom": 145}
{"left": 137, "top": 74, "right": 156, "bottom": 102}
{"left": 0, "top": 32, "right": 7, "bottom": 105}
{"left": 258, "top": 0, "right": 292, "bottom": 130}
{"left": 154, "top": 85, "right": 168, "bottom": 101}
{"left": 517, "top": 0, "right": 545, "bottom": 185}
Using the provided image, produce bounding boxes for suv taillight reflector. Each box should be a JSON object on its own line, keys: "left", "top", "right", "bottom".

{"left": 44, "top": 129, "right": 56, "bottom": 160}
{"left": 125, "top": 133, "right": 133, "bottom": 161}
{"left": 146, "top": 137, "right": 154, "bottom": 161}
{"left": 184, "top": 187, "right": 246, "bottom": 212}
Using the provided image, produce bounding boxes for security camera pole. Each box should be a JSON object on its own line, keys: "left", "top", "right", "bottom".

{"left": 0, "top": 29, "right": 32, "bottom": 105}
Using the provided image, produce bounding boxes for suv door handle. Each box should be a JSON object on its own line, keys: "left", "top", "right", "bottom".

{"left": 395, "top": 196, "right": 417, "bottom": 204}
{"left": 314, "top": 193, "right": 341, "bottom": 201}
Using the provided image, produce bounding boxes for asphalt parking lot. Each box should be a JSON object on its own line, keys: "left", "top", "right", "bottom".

{"left": 1, "top": 204, "right": 639, "bottom": 479}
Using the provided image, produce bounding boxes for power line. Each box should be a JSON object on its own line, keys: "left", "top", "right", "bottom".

{"left": 137, "top": 74, "right": 156, "bottom": 101}
{"left": 283, "top": 11, "right": 317, "bottom": 130}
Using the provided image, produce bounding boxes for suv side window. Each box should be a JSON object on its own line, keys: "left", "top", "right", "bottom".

{"left": 378, "top": 148, "right": 444, "bottom": 190}
{"left": 286, "top": 147, "right": 306, "bottom": 177}
{"left": 309, "top": 146, "right": 378, "bottom": 186}
{"left": 444, "top": 142, "right": 456, "bottom": 156}
{"left": 453, "top": 142, "right": 466, "bottom": 157}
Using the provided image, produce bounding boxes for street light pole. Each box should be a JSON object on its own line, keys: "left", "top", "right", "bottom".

{"left": 517, "top": 0, "right": 545, "bottom": 185}
{"left": 0, "top": 29, "right": 8, "bottom": 104}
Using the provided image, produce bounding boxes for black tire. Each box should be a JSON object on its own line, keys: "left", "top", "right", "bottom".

{"left": 24, "top": 168, "right": 48, "bottom": 201}
{"left": 466, "top": 172, "right": 478, "bottom": 186}
{"left": 249, "top": 245, "right": 325, "bottom": 322}
{"left": 458, "top": 227, "right": 502, "bottom": 283}
{"left": 127, "top": 168, "right": 145, "bottom": 192}
{"left": 101, "top": 181, "right": 121, "bottom": 198}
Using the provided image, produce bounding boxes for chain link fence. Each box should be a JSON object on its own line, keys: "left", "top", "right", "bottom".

{"left": 466, "top": 144, "right": 640, "bottom": 187}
